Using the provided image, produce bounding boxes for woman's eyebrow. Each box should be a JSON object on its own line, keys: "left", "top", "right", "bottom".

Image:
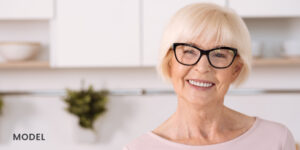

{"left": 186, "top": 42, "right": 228, "bottom": 49}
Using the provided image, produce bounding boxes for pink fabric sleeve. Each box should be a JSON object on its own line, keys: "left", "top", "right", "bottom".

{"left": 282, "top": 127, "right": 296, "bottom": 150}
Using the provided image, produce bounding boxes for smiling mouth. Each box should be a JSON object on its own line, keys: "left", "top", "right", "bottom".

{"left": 187, "top": 79, "right": 215, "bottom": 88}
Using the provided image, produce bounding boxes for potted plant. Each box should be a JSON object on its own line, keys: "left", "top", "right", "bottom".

{"left": 63, "top": 85, "right": 109, "bottom": 142}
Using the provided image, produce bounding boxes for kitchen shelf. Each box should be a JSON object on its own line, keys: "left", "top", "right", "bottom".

{"left": 252, "top": 57, "right": 300, "bottom": 66}
{"left": 0, "top": 58, "right": 299, "bottom": 69}
{"left": 0, "top": 61, "right": 49, "bottom": 69}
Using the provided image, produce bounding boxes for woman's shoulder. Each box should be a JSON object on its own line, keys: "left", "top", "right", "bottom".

{"left": 255, "top": 117, "right": 296, "bottom": 149}
{"left": 254, "top": 117, "right": 295, "bottom": 143}
{"left": 256, "top": 117, "right": 290, "bottom": 133}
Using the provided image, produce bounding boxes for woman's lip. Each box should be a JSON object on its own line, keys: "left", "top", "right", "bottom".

{"left": 186, "top": 79, "right": 215, "bottom": 85}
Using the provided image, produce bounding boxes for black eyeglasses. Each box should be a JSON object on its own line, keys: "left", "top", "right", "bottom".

{"left": 172, "top": 43, "right": 238, "bottom": 69}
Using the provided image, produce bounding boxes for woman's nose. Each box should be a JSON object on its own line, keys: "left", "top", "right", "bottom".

{"left": 194, "top": 55, "right": 212, "bottom": 73}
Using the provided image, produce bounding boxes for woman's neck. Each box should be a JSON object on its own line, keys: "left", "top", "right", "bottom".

{"left": 170, "top": 97, "right": 229, "bottom": 140}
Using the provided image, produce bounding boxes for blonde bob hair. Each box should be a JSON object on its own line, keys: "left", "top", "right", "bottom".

{"left": 156, "top": 3, "right": 252, "bottom": 87}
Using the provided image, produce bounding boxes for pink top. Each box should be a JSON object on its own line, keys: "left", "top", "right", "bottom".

{"left": 123, "top": 117, "right": 296, "bottom": 150}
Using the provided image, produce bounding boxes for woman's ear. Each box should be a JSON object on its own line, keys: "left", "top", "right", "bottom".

{"left": 231, "top": 61, "right": 243, "bottom": 82}
{"left": 168, "top": 58, "right": 172, "bottom": 68}
{"left": 167, "top": 50, "right": 173, "bottom": 77}
{"left": 168, "top": 58, "right": 173, "bottom": 78}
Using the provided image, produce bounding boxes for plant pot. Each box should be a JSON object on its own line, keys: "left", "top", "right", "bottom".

{"left": 73, "top": 125, "right": 98, "bottom": 144}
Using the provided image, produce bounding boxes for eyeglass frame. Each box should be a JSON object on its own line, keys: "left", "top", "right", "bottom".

{"left": 172, "top": 42, "right": 238, "bottom": 69}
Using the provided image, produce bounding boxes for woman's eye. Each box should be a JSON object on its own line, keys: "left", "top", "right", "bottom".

{"left": 183, "top": 50, "right": 196, "bottom": 55}
{"left": 213, "top": 53, "right": 226, "bottom": 58}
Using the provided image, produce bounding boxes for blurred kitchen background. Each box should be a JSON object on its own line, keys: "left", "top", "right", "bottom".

{"left": 0, "top": 0, "right": 299, "bottom": 150}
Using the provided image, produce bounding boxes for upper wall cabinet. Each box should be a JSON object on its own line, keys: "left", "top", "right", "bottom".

{"left": 0, "top": 0, "right": 53, "bottom": 20}
{"left": 229, "top": 0, "right": 300, "bottom": 18}
{"left": 142, "top": 0, "right": 226, "bottom": 66}
{"left": 51, "top": 0, "right": 140, "bottom": 67}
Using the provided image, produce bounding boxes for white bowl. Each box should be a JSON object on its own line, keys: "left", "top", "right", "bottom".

{"left": 283, "top": 40, "right": 300, "bottom": 57}
{"left": 0, "top": 42, "right": 41, "bottom": 62}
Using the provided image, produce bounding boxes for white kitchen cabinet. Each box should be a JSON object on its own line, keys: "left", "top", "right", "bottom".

{"left": 51, "top": 0, "right": 140, "bottom": 67}
{"left": 229, "top": 0, "right": 300, "bottom": 18}
{"left": 0, "top": 0, "right": 53, "bottom": 20}
{"left": 142, "top": 0, "right": 226, "bottom": 66}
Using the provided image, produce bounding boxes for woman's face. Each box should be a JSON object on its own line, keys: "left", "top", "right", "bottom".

{"left": 169, "top": 40, "right": 243, "bottom": 105}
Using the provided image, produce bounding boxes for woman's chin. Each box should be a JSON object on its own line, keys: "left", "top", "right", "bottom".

{"left": 185, "top": 93, "right": 214, "bottom": 104}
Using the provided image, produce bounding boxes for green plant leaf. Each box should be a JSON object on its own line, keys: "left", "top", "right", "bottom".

{"left": 62, "top": 85, "right": 109, "bottom": 130}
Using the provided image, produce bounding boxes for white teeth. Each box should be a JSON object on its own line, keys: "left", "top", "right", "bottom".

{"left": 188, "top": 80, "right": 213, "bottom": 87}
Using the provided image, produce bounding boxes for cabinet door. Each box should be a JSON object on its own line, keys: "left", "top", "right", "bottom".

{"left": 51, "top": 0, "right": 140, "bottom": 67}
{"left": 229, "top": 0, "right": 300, "bottom": 17}
{"left": 142, "top": 0, "right": 226, "bottom": 66}
{"left": 0, "top": 0, "right": 53, "bottom": 20}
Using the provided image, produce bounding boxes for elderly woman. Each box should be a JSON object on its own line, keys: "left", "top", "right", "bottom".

{"left": 123, "top": 3, "right": 296, "bottom": 150}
